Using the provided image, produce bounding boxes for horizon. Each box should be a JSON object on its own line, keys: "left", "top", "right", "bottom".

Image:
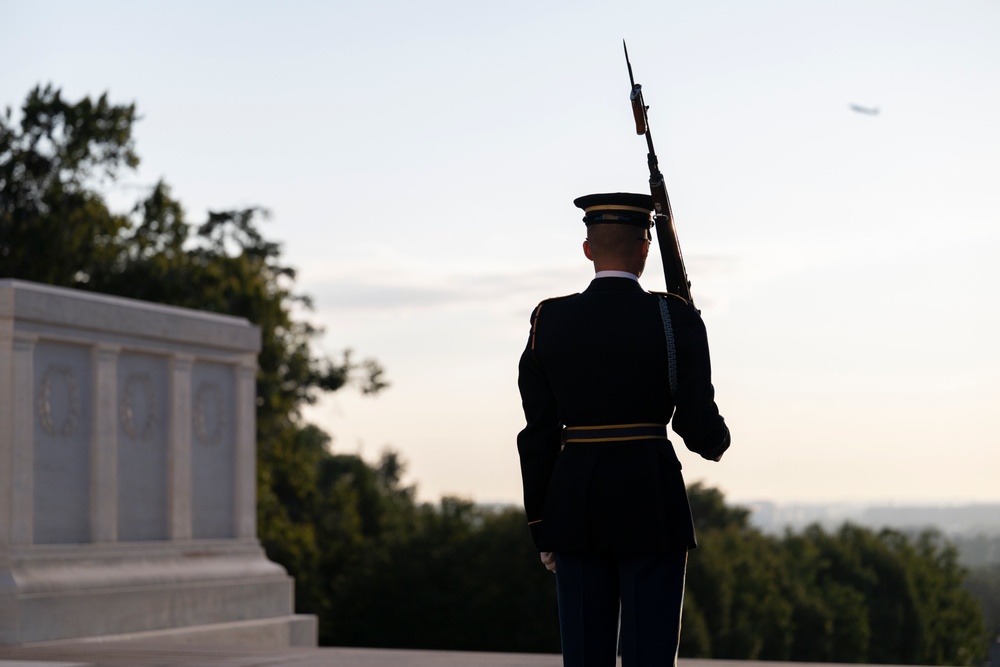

{"left": 5, "top": 1, "right": 999, "bottom": 508}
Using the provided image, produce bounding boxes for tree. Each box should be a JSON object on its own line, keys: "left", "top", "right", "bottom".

{"left": 1, "top": 84, "right": 136, "bottom": 284}
{"left": 1, "top": 84, "right": 387, "bottom": 621}
{"left": 965, "top": 564, "right": 1000, "bottom": 647}
{"left": 682, "top": 484, "right": 794, "bottom": 659}
{"left": 901, "top": 529, "right": 986, "bottom": 665}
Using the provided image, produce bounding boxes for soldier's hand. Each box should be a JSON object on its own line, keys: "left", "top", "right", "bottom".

{"left": 540, "top": 551, "right": 556, "bottom": 573}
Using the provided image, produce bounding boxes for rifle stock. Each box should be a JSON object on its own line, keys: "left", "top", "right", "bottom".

{"left": 624, "top": 41, "right": 694, "bottom": 306}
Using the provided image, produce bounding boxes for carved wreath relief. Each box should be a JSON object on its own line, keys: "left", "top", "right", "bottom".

{"left": 38, "top": 365, "right": 80, "bottom": 437}
{"left": 37, "top": 363, "right": 227, "bottom": 444}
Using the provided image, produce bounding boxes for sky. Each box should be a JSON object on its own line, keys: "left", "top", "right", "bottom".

{"left": 4, "top": 0, "right": 999, "bottom": 507}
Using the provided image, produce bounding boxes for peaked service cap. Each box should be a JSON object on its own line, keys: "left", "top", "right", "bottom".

{"left": 574, "top": 192, "right": 654, "bottom": 227}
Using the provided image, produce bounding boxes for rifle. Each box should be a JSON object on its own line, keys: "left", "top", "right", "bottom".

{"left": 624, "top": 41, "right": 694, "bottom": 306}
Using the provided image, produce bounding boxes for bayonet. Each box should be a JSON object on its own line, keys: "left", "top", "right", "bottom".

{"left": 623, "top": 41, "right": 694, "bottom": 306}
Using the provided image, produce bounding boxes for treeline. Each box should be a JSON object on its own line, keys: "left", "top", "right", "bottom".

{"left": 684, "top": 487, "right": 988, "bottom": 662}
{"left": 1, "top": 85, "right": 991, "bottom": 665}
{"left": 260, "top": 440, "right": 989, "bottom": 664}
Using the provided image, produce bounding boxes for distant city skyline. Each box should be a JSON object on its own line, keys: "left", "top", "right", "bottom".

{"left": 745, "top": 500, "right": 1000, "bottom": 536}
{"left": 5, "top": 1, "right": 999, "bottom": 506}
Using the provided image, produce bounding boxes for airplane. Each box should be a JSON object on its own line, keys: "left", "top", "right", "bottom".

{"left": 850, "top": 104, "right": 880, "bottom": 116}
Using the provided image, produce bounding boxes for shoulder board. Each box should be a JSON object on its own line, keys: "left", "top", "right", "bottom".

{"left": 649, "top": 291, "right": 690, "bottom": 306}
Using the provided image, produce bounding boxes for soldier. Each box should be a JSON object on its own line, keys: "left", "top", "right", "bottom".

{"left": 516, "top": 192, "right": 730, "bottom": 666}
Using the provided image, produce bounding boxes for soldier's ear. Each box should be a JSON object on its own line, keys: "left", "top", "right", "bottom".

{"left": 583, "top": 239, "right": 594, "bottom": 261}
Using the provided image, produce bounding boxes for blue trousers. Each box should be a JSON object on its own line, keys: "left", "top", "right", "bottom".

{"left": 554, "top": 550, "right": 688, "bottom": 667}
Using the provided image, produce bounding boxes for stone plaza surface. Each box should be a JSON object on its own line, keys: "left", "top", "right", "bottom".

{"left": 0, "top": 643, "right": 564, "bottom": 667}
{"left": 0, "top": 643, "right": 563, "bottom": 667}
{"left": 0, "top": 644, "right": 942, "bottom": 667}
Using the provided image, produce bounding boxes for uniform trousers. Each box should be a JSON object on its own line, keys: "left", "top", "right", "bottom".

{"left": 554, "top": 550, "right": 688, "bottom": 667}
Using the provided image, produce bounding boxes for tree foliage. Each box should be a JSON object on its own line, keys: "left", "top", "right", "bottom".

{"left": 1, "top": 84, "right": 136, "bottom": 284}
{"left": 965, "top": 564, "right": 1000, "bottom": 643}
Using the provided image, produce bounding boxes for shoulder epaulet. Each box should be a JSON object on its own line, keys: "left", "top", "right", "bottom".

{"left": 649, "top": 291, "right": 689, "bottom": 306}
{"left": 530, "top": 293, "right": 578, "bottom": 350}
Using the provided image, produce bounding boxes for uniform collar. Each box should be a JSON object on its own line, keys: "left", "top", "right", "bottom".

{"left": 587, "top": 275, "right": 645, "bottom": 292}
{"left": 594, "top": 270, "right": 639, "bottom": 281}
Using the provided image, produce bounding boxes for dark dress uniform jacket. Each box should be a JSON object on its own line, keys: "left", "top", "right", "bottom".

{"left": 517, "top": 276, "right": 730, "bottom": 553}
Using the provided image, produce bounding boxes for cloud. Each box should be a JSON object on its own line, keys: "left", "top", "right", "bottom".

{"left": 300, "top": 247, "right": 758, "bottom": 319}
{"left": 305, "top": 265, "right": 584, "bottom": 314}
{"left": 317, "top": 281, "right": 465, "bottom": 310}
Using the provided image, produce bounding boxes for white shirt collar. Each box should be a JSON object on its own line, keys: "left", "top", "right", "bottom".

{"left": 594, "top": 270, "right": 639, "bottom": 282}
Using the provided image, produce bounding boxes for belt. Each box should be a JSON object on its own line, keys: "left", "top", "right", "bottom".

{"left": 563, "top": 423, "right": 668, "bottom": 443}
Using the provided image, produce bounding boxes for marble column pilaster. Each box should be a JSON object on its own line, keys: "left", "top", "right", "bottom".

{"left": 9, "top": 335, "right": 36, "bottom": 546}
{"left": 234, "top": 358, "right": 257, "bottom": 539}
{"left": 91, "top": 344, "right": 120, "bottom": 543}
{"left": 168, "top": 354, "right": 194, "bottom": 540}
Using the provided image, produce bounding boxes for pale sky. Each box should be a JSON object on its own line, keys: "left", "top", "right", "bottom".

{"left": 5, "top": 0, "right": 999, "bottom": 506}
